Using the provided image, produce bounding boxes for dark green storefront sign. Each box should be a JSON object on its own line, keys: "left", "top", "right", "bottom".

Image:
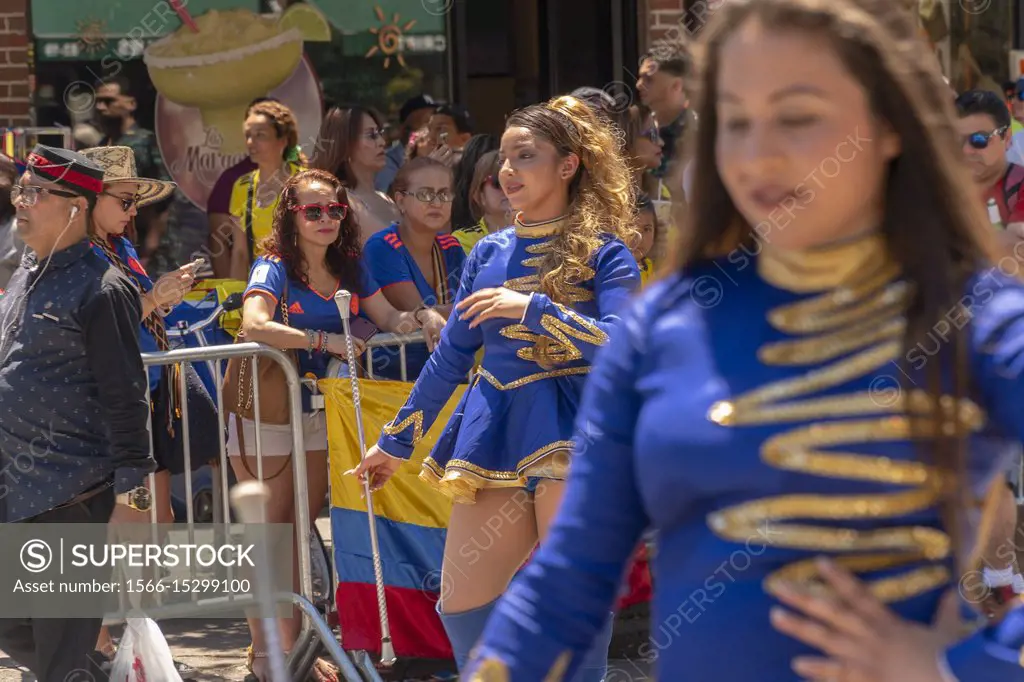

{"left": 32, "top": 0, "right": 259, "bottom": 60}
{"left": 32, "top": 1, "right": 447, "bottom": 61}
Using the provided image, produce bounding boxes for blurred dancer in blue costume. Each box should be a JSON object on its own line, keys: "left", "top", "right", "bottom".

{"left": 350, "top": 95, "right": 641, "bottom": 680}
{"left": 460, "top": 1, "right": 1024, "bottom": 680}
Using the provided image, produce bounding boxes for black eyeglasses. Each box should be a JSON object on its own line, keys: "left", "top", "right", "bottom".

{"left": 291, "top": 202, "right": 348, "bottom": 221}
{"left": 399, "top": 188, "right": 454, "bottom": 204}
{"left": 964, "top": 126, "right": 1009, "bottom": 150}
{"left": 363, "top": 128, "right": 385, "bottom": 141}
{"left": 102, "top": 192, "right": 138, "bottom": 212}
{"left": 11, "top": 184, "right": 80, "bottom": 206}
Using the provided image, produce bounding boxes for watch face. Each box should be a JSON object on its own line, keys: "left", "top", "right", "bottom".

{"left": 131, "top": 487, "right": 153, "bottom": 511}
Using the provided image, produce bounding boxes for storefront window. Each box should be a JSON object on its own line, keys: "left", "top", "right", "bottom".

{"left": 302, "top": 0, "right": 451, "bottom": 124}
{"left": 918, "top": 0, "right": 1016, "bottom": 93}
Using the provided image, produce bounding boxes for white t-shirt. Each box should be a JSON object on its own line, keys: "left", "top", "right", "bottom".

{"left": 1008, "top": 130, "right": 1024, "bottom": 167}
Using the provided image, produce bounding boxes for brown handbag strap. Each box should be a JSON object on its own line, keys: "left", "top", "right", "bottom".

{"left": 235, "top": 415, "right": 293, "bottom": 481}
{"left": 235, "top": 276, "right": 294, "bottom": 481}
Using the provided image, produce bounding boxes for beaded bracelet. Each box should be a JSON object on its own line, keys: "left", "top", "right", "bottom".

{"left": 306, "top": 329, "right": 316, "bottom": 352}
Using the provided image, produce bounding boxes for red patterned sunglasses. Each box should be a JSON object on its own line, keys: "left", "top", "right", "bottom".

{"left": 291, "top": 202, "right": 348, "bottom": 221}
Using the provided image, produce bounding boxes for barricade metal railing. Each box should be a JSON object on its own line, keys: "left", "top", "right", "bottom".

{"left": 107, "top": 342, "right": 374, "bottom": 681}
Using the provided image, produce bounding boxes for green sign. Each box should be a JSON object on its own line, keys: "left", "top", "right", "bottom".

{"left": 30, "top": 0, "right": 260, "bottom": 38}
{"left": 308, "top": 0, "right": 446, "bottom": 35}
{"left": 36, "top": 37, "right": 163, "bottom": 61}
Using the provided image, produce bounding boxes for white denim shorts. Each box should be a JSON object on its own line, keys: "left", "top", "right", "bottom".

{"left": 226, "top": 411, "right": 329, "bottom": 458}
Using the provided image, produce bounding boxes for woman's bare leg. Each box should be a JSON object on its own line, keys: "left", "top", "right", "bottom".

{"left": 230, "top": 454, "right": 297, "bottom": 680}
{"left": 440, "top": 487, "right": 540, "bottom": 613}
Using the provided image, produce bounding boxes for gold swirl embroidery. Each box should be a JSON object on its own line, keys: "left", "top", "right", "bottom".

{"left": 769, "top": 279, "right": 909, "bottom": 334}
{"left": 544, "top": 652, "right": 572, "bottom": 681}
{"left": 708, "top": 253, "right": 986, "bottom": 604}
{"left": 467, "top": 658, "right": 510, "bottom": 682}
{"left": 534, "top": 305, "right": 608, "bottom": 362}
{"left": 503, "top": 274, "right": 592, "bottom": 303}
{"left": 477, "top": 366, "right": 591, "bottom": 391}
{"left": 758, "top": 317, "right": 905, "bottom": 365}
{"left": 382, "top": 410, "right": 425, "bottom": 444}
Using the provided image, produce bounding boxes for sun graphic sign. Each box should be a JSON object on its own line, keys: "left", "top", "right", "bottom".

{"left": 75, "top": 17, "right": 108, "bottom": 56}
{"left": 364, "top": 5, "right": 417, "bottom": 69}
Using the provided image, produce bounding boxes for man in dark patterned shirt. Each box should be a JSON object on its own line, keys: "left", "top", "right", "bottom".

{"left": 0, "top": 145, "right": 153, "bottom": 680}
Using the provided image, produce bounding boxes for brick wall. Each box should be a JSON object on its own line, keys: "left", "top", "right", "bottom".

{"left": 645, "top": 0, "right": 686, "bottom": 47}
{"left": 641, "top": 0, "right": 730, "bottom": 51}
{"left": 0, "top": 0, "right": 29, "bottom": 126}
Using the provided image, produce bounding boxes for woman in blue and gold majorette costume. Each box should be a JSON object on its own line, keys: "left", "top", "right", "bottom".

{"left": 350, "top": 95, "right": 641, "bottom": 679}
{"left": 458, "top": 1, "right": 1024, "bottom": 680}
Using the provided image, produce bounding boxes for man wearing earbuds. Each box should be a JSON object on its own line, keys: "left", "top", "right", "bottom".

{"left": 0, "top": 145, "right": 153, "bottom": 680}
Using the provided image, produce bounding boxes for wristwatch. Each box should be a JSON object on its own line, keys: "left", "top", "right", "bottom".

{"left": 116, "top": 486, "right": 153, "bottom": 512}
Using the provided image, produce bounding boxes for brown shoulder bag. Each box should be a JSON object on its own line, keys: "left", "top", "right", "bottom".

{"left": 223, "top": 284, "right": 298, "bottom": 425}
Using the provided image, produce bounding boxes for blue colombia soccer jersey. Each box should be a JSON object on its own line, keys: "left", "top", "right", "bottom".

{"left": 245, "top": 254, "right": 380, "bottom": 408}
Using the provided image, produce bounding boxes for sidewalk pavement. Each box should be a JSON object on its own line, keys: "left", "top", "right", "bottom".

{"left": 0, "top": 516, "right": 334, "bottom": 682}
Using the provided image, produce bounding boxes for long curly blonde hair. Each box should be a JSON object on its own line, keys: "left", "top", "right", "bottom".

{"left": 506, "top": 96, "right": 637, "bottom": 306}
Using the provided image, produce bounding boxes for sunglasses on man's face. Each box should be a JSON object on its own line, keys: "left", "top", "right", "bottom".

{"left": 964, "top": 127, "right": 1009, "bottom": 150}
{"left": 291, "top": 202, "right": 348, "bottom": 221}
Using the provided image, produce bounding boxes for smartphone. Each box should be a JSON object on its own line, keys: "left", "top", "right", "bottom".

{"left": 440, "top": 131, "right": 450, "bottom": 146}
{"left": 348, "top": 317, "right": 379, "bottom": 344}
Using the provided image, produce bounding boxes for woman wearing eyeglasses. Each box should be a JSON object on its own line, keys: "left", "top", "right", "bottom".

{"left": 362, "top": 156, "right": 462, "bottom": 380}
{"left": 452, "top": 151, "right": 513, "bottom": 256}
{"left": 620, "top": 104, "right": 665, "bottom": 199}
{"left": 232, "top": 168, "right": 432, "bottom": 681}
{"left": 311, "top": 106, "right": 400, "bottom": 244}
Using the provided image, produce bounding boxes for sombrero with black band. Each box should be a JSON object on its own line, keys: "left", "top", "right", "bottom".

{"left": 78, "top": 146, "right": 176, "bottom": 207}
{"left": 26, "top": 144, "right": 105, "bottom": 198}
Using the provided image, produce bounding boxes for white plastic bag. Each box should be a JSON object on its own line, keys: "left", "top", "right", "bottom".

{"left": 109, "top": 617, "right": 183, "bottom": 682}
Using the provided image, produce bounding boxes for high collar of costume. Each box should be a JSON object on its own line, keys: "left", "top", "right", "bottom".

{"left": 758, "top": 231, "right": 894, "bottom": 293}
{"left": 514, "top": 214, "right": 569, "bottom": 238}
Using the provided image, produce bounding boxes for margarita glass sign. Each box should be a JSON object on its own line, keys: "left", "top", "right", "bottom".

{"left": 144, "top": 5, "right": 329, "bottom": 210}
{"left": 143, "top": 6, "right": 330, "bottom": 154}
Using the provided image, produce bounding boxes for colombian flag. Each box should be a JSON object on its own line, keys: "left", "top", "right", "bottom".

{"left": 321, "top": 378, "right": 466, "bottom": 661}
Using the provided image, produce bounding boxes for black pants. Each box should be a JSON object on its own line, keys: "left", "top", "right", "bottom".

{"left": 0, "top": 486, "right": 115, "bottom": 682}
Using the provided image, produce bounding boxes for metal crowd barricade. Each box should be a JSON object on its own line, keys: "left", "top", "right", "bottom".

{"left": 358, "top": 330, "right": 475, "bottom": 383}
{"left": 103, "top": 342, "right": 373, "bottom": 682}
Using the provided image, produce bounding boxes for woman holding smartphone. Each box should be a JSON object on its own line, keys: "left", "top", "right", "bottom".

{"left": 231, "top": 169, "right": 437, "bottom": 681}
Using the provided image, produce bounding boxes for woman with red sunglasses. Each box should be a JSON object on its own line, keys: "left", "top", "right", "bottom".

{"left": 231, "top": 168, "right": 431, "bottom": 682}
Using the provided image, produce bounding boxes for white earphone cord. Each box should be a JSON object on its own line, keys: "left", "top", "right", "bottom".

{"left": 0, "top": 211, "right": 78, "bottom": 349}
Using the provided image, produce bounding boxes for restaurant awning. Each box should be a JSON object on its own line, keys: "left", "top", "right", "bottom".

{"left": 31, "top": 0, "right": 259, "bottom": 60}
{"left": 31, "top": 0, "right": 446, "bottom": 61}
